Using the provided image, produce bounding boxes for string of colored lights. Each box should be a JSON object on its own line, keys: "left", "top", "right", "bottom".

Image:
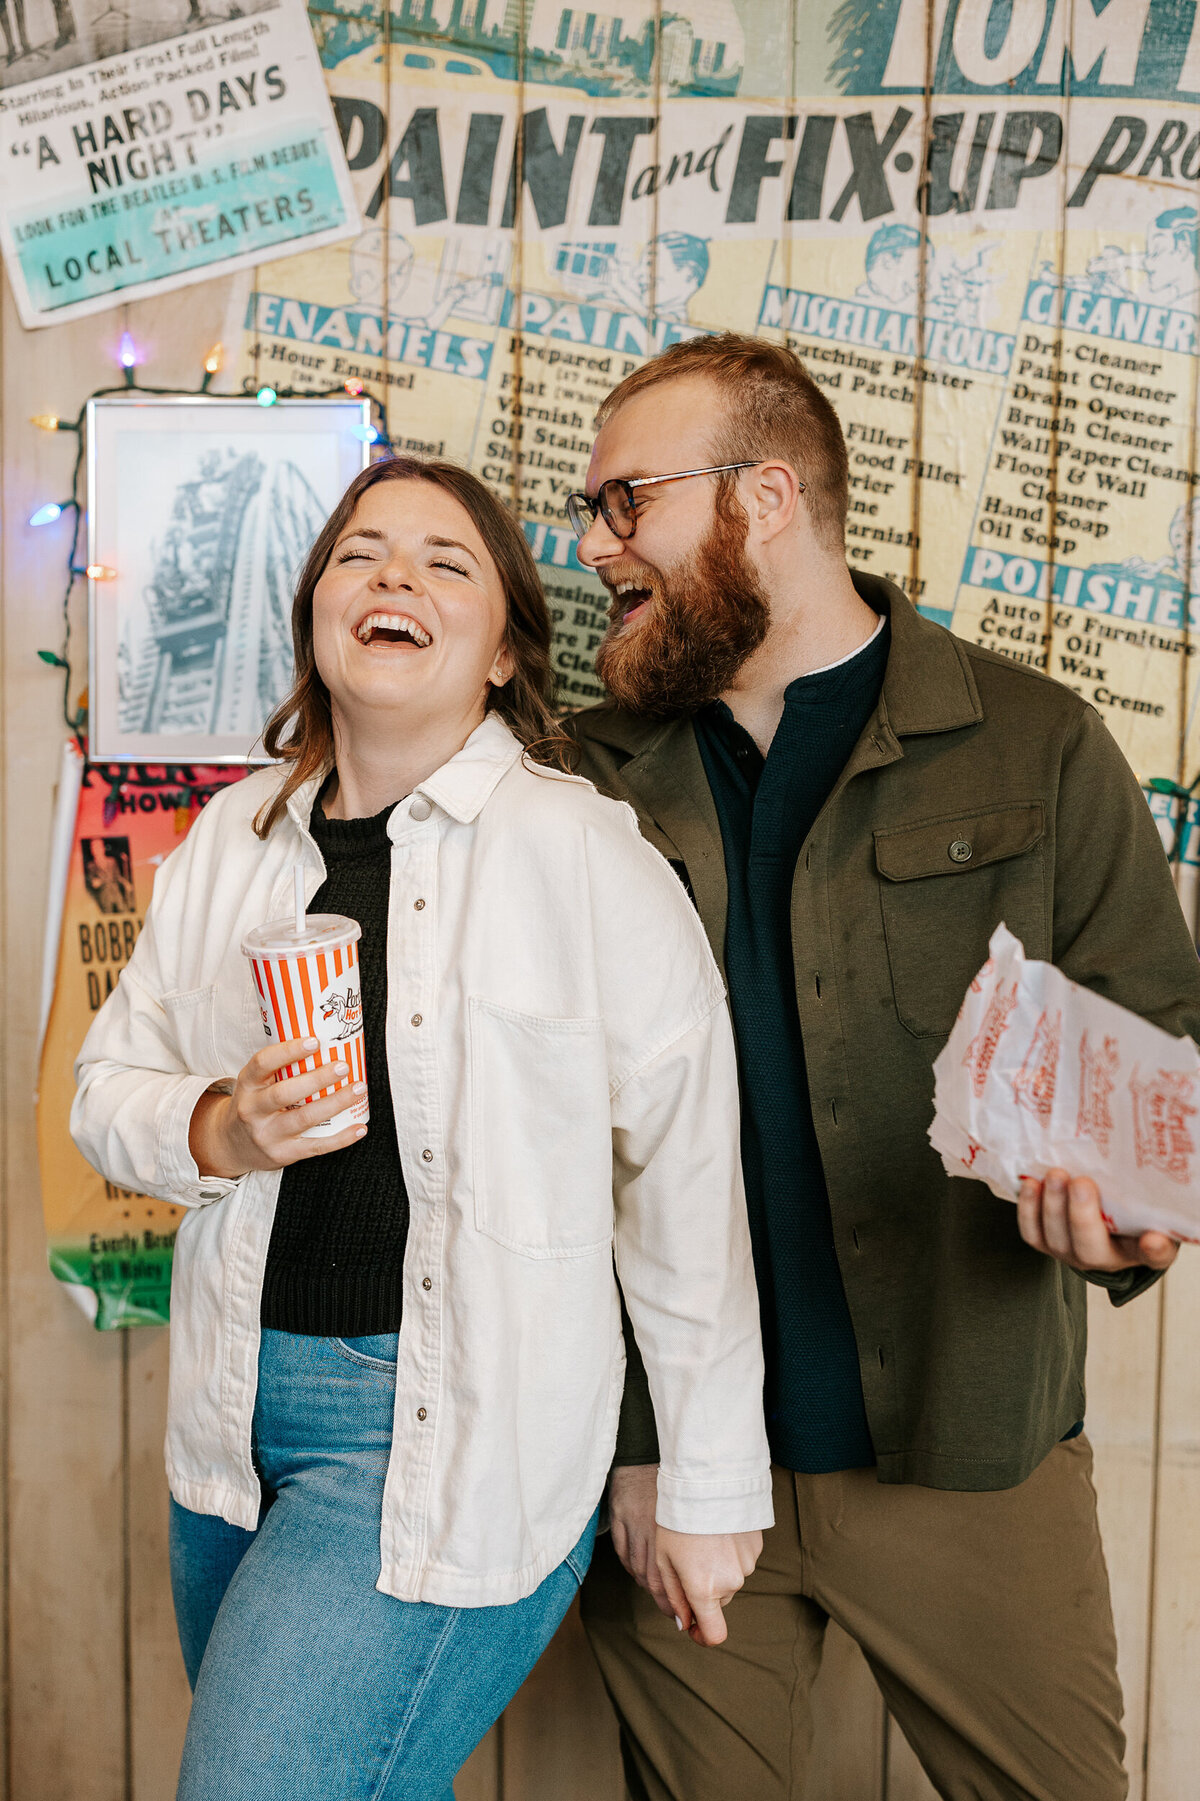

{"left": 25, "top": 338, "right": 1196, "bottom": 861}
{"left": 31, "top": 332, "right": 389, "bottom": 747}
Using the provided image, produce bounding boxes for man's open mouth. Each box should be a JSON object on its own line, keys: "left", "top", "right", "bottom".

{"left": 612, "top": 577, "right": 654, "bottom": 628}
{"left": 354, "top": 611, "right": 432, "bottom": 648}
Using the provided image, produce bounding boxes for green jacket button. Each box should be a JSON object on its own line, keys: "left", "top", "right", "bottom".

{"left": 949, "top": 839, "right": 973, "bottom": 863}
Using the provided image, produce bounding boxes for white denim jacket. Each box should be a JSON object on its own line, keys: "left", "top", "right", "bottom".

{"left": 72, "top": 717, "right": 772, "bottom": 1606}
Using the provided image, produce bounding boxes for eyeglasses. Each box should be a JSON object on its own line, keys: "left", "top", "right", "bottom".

{"left": 564, "top": 462, "right": 783, "bottom": 542}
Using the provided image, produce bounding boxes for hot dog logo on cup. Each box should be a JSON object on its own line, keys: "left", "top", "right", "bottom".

{"left": 241, "top": 914, "right": 369, "bottom": 1139}
{"left": 318, "top": 979, "right": 363, "bottom": 1042}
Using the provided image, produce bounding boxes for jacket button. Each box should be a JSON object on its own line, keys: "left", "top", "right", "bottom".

{"left": 417, "top": 1407, "right": 427, "bottom": 1421}
{"left": 410, "top": 797, "right": 432, "bottom": 821}
{"left": 422, "top": 1277, "right": 432, "bottom": 1291}
{"left": 949, "top": 839, "right": 973, "bottom": 863}
{"left": 422, "top": 1148, "right": 434, "bottom": 1162}
{"left": 414, "top": 898, "right": 425, "bottom": 911}
{"left": 411, "top": 1013, "right": 422, "bottom": 1027}
{"left": 199, "top": 1189, "right": 222, "bottom": 1201}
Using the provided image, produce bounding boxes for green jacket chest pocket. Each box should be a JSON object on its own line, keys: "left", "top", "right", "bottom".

{"left": 874, "top": 803, "right": 1047, "bottom": 1038}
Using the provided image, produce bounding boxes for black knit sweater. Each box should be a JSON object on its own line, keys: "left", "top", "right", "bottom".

{"left": 260, "top": 795, "right": 408, "bottom": 1335}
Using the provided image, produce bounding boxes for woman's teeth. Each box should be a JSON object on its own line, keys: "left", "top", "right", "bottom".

{"left": 355, "top": 612, "right": 431, "bottom": 646}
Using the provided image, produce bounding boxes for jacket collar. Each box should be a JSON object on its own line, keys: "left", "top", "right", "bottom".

{"left": 415, "top": 714, "right": 524, "bottom": 822}
{"left": 616, "top": 722, "right": 729, "bottom": 962}
{"left": 283, "top": 714, "right": 524, "bottom": 837}
{"left": 285, "top": 773, "right": 327, "bottom": 840}
{"left": 862, "top": 573, "right": 982, "bottom": 738}
{"left": 576, "top": 576, "right": 982, "bottom": 961}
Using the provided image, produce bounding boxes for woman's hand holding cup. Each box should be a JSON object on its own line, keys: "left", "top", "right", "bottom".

{"left": 189, "top": 1039, "right": 366, "bottom": 1177}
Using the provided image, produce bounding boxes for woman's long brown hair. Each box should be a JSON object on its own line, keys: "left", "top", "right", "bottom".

{"left": 254, "top": 457, "right": 574, "bottom": 838}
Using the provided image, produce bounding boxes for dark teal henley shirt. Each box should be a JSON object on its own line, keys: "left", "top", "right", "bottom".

{"left": 694, "top": 618, "right": 889, "bottom": 1473}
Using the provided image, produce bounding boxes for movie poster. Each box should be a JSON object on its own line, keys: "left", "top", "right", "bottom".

{"left": 37, "top": 746, "right": 246, "bottom": 1328}
{"left": 0, "top": 0, "right": 359, "bottom": 326}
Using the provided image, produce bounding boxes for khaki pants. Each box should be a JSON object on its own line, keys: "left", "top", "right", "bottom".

{"left": 580, "top": 1439, "right": 1127, "bottom": 1801}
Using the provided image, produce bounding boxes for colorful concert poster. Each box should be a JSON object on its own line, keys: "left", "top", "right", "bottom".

{"left": 36, "top": 745, "right": 246, "bottom": 1328}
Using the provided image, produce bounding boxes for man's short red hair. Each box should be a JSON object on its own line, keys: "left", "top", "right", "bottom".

{"left": 596, "top": 333, "right": 849, "bottom": 551}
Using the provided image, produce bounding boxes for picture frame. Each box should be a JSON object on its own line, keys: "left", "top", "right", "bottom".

{"left": 87, "top": 396, "right": 372, "bottom": 763}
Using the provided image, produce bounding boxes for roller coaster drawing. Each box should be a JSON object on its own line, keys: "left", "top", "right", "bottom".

{"left": 118, "top": 448, "right": 324, "bottom": 741}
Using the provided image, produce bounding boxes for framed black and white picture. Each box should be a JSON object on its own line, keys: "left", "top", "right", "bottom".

{"left": 87, "top": 396, "right": 372, "bottom": 763}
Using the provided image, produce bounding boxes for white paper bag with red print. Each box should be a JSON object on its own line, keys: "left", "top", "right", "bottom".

{"left": 929, "top": 924, "right": 1200, "bottom": 1243}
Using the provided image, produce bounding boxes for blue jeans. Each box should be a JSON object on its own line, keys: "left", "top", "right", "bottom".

{"left": 170, "top": 1330, "right": 597, "bottom": 1801}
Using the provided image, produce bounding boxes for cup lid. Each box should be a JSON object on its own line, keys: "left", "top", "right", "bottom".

{"left": 241, "top": 914, "right": 362, "bottom": 958}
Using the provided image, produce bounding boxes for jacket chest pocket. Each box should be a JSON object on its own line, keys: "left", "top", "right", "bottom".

{"left": 163, "top": 983, "right": 259, "bottom": 1080}
{"left": 162, "top": 985, "right": 220, "bottom": 1076}
{"left": 470, "top": 997, "right": 613, "bottom": 1259}
{"left": 875, "top": 803, "right": 1047, "bottom": 1038}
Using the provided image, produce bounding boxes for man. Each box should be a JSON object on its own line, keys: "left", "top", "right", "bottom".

{"left": 1, "top": 0, "right": 30, "bottom": 65}
{"left": 1143, "top": 205, "right": 1200, "bottom": 310}
{"left": 854, "top": 221, "right": 923, "bottom": 308}
{"left": 563, "top": 333, "right": 1199, "bottom": 1801}
{"left": 572, "top": 232, "right": 711, "bottom": 324}
{"left": 49, "top": 0, "right": 74, "bottom": 51}
{"left": 84, "top": 838, "right": 135, "bottom": 914}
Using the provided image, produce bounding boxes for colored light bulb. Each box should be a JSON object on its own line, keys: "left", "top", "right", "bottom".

{"left": 85, "top": 564, "right": 116, "bottom": 581}
{"left": 204, "top": 342, "right": 223, "bottom": 375}
{"left": 344, "top": 378, "right": 365, "bottom": 397}
{"left": 351, "top": 423, "right": 379, "bottom": 443}
{"left": 118, "top": 331, "right": 138, "bottom": 369}
{"left": 256, "top": 386, "right": 278, "bottom": 407}
{"left": 30, "top": 413, "right": 60, "bottom": 432}
{"left": 29, "top": 501, "right": 63, "bottom": 527}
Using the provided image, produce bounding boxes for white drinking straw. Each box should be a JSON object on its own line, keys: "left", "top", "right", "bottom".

{"left": 293, "top": 865, "right": 306, "bottom": 936}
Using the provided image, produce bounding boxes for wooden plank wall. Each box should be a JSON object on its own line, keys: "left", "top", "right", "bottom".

{"left": 2, "top": 9, "right": 1199, "bottom": 1801}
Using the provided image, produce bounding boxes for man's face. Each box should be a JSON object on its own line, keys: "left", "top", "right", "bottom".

{"left": 873, "top": 247, "right": 919, "bottom": 303}
{"left": 1145, "top": 229, "right": 1188, "bottom": 293}
{"left": 654, "top": 251, "right": 701, "bottom": 316}
{"left": 576, "top": 377, "right": 769, "bottom": 716}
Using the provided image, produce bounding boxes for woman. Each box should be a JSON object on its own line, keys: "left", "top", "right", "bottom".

{"left": 71, "top": 457, "right": 772, "bottom": 1800}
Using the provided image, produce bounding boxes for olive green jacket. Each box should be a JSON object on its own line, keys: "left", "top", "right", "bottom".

{"left": 567, "top": 573, "right": 1200, "bottom": 1491}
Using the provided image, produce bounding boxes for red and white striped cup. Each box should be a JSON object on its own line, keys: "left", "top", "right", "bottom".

{"left": 241, "top": 914, "right": 369, "bottom": 1139}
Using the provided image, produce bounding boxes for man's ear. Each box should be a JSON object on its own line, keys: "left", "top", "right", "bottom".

{"left": 747, "top": 461, "right": 801, "bottom": 544}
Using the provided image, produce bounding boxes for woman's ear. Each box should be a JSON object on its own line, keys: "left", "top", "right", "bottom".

{"left": 488, "top": 641, "right": 515, "bottom": 689}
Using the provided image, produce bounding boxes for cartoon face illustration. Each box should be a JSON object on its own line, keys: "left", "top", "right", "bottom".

{"left": 1143, "top": 207, "right": 1199, "bottom": 305}
{"left": 552, "top": 232, "right": 710, "bottom": 322}
{"left": 348, "top": 228, "right": 416, "bottom": 307}
{"left": 347, "top": 227, "right": 499, "bottom": 327}
{"left": 857, "top": 223, "right": 923, "bottom": 307}
{"left": 643, "top": 233, "right": 710, "bottom": 320}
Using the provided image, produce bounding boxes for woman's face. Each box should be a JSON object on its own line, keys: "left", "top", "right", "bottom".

{"left": 312, "top": 479, "right": 513, "bottom": 740}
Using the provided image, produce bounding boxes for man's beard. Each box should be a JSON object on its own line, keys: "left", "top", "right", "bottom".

{"left": 594, "top": 503, "right": 770, "bottom": 718}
